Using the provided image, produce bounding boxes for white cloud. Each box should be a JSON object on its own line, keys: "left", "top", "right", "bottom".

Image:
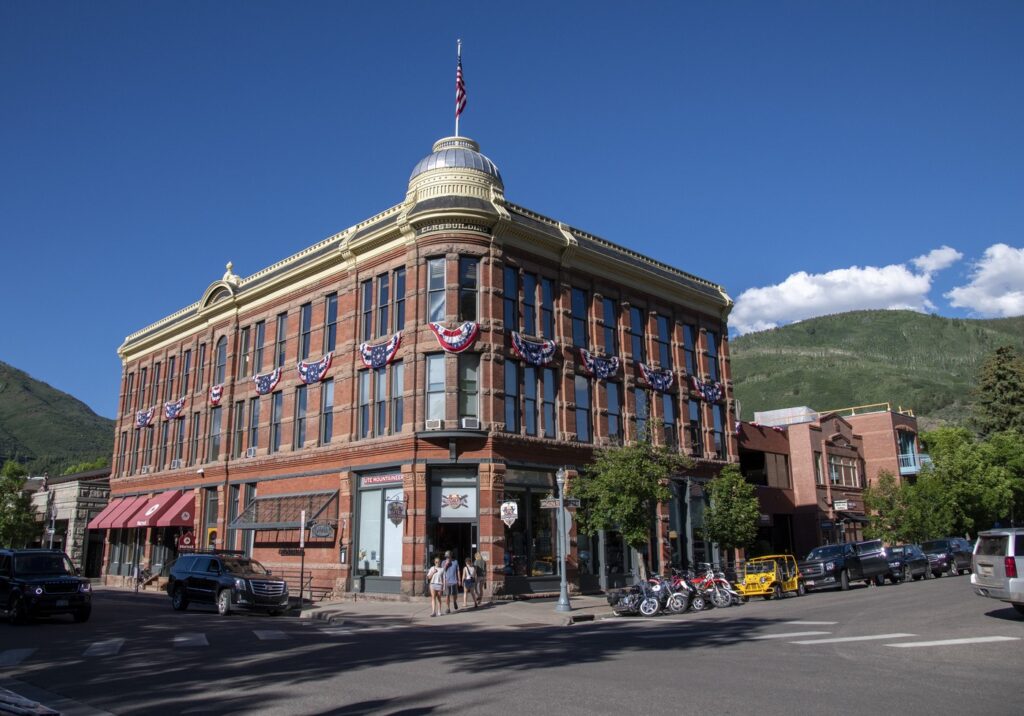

{"left": 731, "top": 251, "right": 956, "bottom": 335}
{"left": 945, "top": 243, "right": 1024, "bottom": 317}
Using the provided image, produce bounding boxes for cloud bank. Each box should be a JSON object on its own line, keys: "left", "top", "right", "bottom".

{"left": 945, "top": 243, "right": 1024, "bottom": 318}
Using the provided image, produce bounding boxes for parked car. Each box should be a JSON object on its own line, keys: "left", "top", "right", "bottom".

{"left": 166, "top": 551, "right": 289, "bottom": 616}
{"left": 0, "top": 548, "right": 92, "bottom": 624}
{"left": 735, "top": 554, "right": 805, "bottom": 599}
{"left": 921, "top": 537, "right": 973, "bottom": 577}
{"left": 886, "top": 544, "right": 930, "bottom": 582}
{"left": 971, "top": 528, "right": 1024, "bottom": 616}
{"left": 798, "top": 539, "right": 890, "bottom": 591}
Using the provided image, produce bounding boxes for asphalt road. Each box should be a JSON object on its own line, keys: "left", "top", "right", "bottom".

{"left": 2, "top": 574, "right": 1022, "bottom": 715}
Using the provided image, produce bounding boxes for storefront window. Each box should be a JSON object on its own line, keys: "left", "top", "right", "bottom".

{"left": 356, "top": 474, "right": 405, "bottom": 580}
{"left": 358, "top": 490, "right": 382, "bottom": 575}
{"left": 503, "top": 470, "right": 557, "bottom": 578}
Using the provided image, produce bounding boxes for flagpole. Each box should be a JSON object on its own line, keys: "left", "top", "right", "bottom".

{"left": 455, "top": 39, "right": 462, "bottom": 137}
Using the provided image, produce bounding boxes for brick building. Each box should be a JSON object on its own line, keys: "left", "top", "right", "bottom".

{"left": 100, "top": 135, "right": 737, "bottom": 596}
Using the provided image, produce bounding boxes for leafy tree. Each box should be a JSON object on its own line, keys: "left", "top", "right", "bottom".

{"left": 863, "top": 470, "right": 905, "bottom": 544}
{"left": 985, "top": 430, "right": 1024, "bottom": 525}
{"left": 61, "top": 455, "right": 110, "bottom": 475}
{"left": 972, "top": 346, "right": 1024, "bottom": 437}
{"left": 572, "top": 436, "right": 690, "bottom": 551}
{"left": 0, "top": 460, "right": 40, "bottom": 548}
{"left": 701, "top": 464, "right": 760, "bottom": 551}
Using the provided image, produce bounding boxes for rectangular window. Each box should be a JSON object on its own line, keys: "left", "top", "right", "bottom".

{"left": 503, "top": 266, "right": 519, "bottom": 330}
{"left": 629, "top": 307, "right": 646, "bottom": 363}
{"left": 683, "top": 324, "right": 697, "bottom": 376}
{"left": 238, "top": 327, "right": 250, "bottom": 378}
{"left": 688, "top": 400, "right": 703, "bottom": 456}
{"left": 662, "top": 392, "right": 678, "bottom": 449}
{"left": 269, "top": 391, "right": 283, "bottom": 453}
{"left": 361, "top": 279, "right": 373, "bottom": 341}
{"left": 157, "top": 422, "right": 168, "bottom": 470}
{"left": 655, "top": 315, "right": 672, "bottom": 368}
{"left": 542, "top": 367, "right": 557, "bottom": 439}
{"left": 298, "top": 303, "right": 312, "bottom": 361}
{"left": 166, "top": 355, "right": 176, "bottom": 401}
{"left": 376, "top": 274, "right": 390, "bottom": 338}
{"left": 427, "top": 258, "right": 446, "bottom": 322}
{"left": 143, "top": 426, "right": 153, "bottom": 471}
{"left": 458, "top": 256, "right": 479, "bottom": 321}
{"left": 458, "top": 354, "right": 480, "bottom": 421}
{"left": 182, "top": 349, "right": 192, "bottom": 396}
{"left": 541, "top": 278, "right": 555, "bottom": 339}
{"left": 393, "top": 268, "right": 406, "bottom": 333}
{"left": 607, "top": 382, "right": 621, "bottom": 443}
{"left": 712, "top": 403, "right": 726, "bottom": 459}
{"left": 391, "top": 362, "right": 404, "bottom": 433}
{"left": 152, "top": 363, "right": 161, "bottom": 405}
{"left": 274, "top": 313, "right": 287, "bottom": 369}
{"left": 207, "top": 406, "right": 222, "bottom": 462}
{"left": 248, "top": 397, "right": 260, "bottom": 453}
{"left": 123, "top": 372, "right": 134, "bottom": 415}
{"left": 571, "top": 287, "right": 588, "bottom": 347}
{"left": 814, "top": 452, "right": 824, "bottom": 485}
{"left": 253, "top": 321, "right": 265, "bottom": 373}
{"left": 359, "top": 370, "right": 371, "bottom": 438}
{"left": 294, "top": 385, "right": 307, "bottom": 448}
{"left": 196, "top": 344, "right": 206, "bottom": 392}
{"left": 213, "top": 338, "right": 227, "bottom": 385}
{"left": 828, "top": 456, "right": 861, "bottom": 488}
{"left": 139, "top": 367, "right": 148, "bottom": 409}
{"left": 635, "top": 388, "right": 649, "bottom": 442}
{"left": 426, "top": 354, "right": 445, "bottom": 422}
{"left": 504, "top": 361, "right": 520, "bottom": 432}
{"left": 374, "top": 367, "right": 387, "bottom": 436}
{"left": 129, "top": 429, "right": 140, "bottom": 474}
{"left": 603, "top": 298, "right": 619, "bottom": 356}
{"left": 324, "top": 293, "right": 338, "bottom": 353}
{"left": 188, "top": 412, "right": 201, "bottom": 466}
{"left": 523, "top": 365, "right": 537, "bottom": 436}
{"left": 522, "top": 272, "right": 537, "bottom": 336}
{"left": 320, "top": 379, "right": 334, "bottom": 445}
{"left": 574, "top": 375, "right": 592, "bottom": 442}
{"left": 706, "top": 330, "right": 719, "bottom": 382}
{"left": 226, "top": 484, "right": 240, "bottom": 552}
{"left": 117, "top": 431, "right": 127, "bottom": 476}
{"left": 243, "top": 483, "right": 257, "bottom": 556}
{"left": 173, "top": 419, "right": 185, "bottom": 464}
{"left": 232, "top": 401, "right": 245, "bottom": 458}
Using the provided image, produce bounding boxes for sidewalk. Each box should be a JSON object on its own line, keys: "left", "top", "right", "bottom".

{"left": 298, "top": 593, "right": 614, "bottom": 629}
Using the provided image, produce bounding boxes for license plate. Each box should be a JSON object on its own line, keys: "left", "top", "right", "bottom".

{"left": 56, "top": 599, "right": 69, "bottom": 607}
{"left": 806, "top": 580, "right": 815, "bottom": 586}
{"left": 978, "top": 565, "right": 993, "bottom": 577}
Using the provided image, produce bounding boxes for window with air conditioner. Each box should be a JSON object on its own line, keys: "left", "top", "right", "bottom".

{"left": 425, "top": 419, "right": 443, "bottom": 430}
{"left": 245, "top": 447, "right": 257, "bottom": 458}
{"left": 460, "top": 417, "right": 480, "bottom": 430}
{"left": 170, "top": 459, "right": 182, "bottom": 469}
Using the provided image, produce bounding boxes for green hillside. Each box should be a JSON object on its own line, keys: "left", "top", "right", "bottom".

{"left": 0, "top": 360, "right": 114, "bottom": 475}
{"left": 730, "top": 311, "right": 1024, "bottom": 429}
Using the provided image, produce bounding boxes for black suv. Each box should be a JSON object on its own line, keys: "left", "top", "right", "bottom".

{"left": 0, "top": 548, "right": 92, "bottom": 624}
{"left": 921, "top": 537, "right": 974, "bottom": 577}
{"left": 798, "top": 539, "right": 890, "bottom": 591}
{"left": 166, "top": 551, "right": 289, "bottom": 616}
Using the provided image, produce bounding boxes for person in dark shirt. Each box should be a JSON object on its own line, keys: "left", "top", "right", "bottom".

{"left": 442, "top": 550, "right": 460, "bottom": 612}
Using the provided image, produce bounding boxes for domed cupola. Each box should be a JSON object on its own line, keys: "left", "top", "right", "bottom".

{"left": 406, "top": 136, "right": 504, "bottom": 202}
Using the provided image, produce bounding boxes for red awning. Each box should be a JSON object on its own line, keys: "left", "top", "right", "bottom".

{"left": 130, "top": 490, "right": 181, "bottom": 528}
{"left": 110, "top": 496, "right": 150, "bottom": 529}
{"left": 155, "top": 490, "right": 196, "bottom": 528}
{"left": 87, "top": 497, "right": 127, "bottom": 530}
{"left": 93, "top": 497, "right": 142, "bottom": 530}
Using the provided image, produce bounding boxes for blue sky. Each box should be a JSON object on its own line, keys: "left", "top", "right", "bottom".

{"left": 3, "top": 1, "right": 1023, "bottom": 419}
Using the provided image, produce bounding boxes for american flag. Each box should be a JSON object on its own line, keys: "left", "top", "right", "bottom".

{"left": 455, "top": 54, "right": 467, "bottom": 119}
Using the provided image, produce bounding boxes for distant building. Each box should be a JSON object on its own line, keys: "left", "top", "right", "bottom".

{"left": 27, "top": 468, "right": 110, "bottom": 577}
{"left": 738, "top": 403, "right": 927, "bottom": 556}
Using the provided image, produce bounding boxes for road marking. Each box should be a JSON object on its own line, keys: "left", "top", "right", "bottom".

{"left": 318, "top": 627, "right": 351, "bottom": 636}
{"left": 173, "top": 632, "right": 208, "bottom": 647}
{"left": 786, "top": 621, "right": 838, "bottom": 625}
{"left": 253, "top": 629, "right": 288, "bottom": 640}
{"left": 0, "top": 649, "right": 36, "bottom": 666}
{"left": 791, "top": 633, "right": 915, "bottom": 644}
{"left": 83, "top": 639, "right": 125, "bottom": 656}
{"left": 750, "top": 631, "right": 831, "bottom": 640}
{"left": 887, "top": 636, "right": 1021, "bottom": 648}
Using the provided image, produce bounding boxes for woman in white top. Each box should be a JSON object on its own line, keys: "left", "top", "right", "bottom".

{"left": 427, "top": 556, "right": 444, "bottom": 617}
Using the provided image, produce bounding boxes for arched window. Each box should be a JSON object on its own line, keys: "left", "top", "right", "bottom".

{"left": 214, "top": 336, "right": 228, "bottom": 385}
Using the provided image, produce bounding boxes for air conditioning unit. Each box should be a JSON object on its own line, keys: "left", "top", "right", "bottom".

{"left": 169, "top": 459, "right": 182, "bottom": 469}
{"left": 425, "top": 419, "right": 443, "bottom": 431}
{"left": 140, "top": 465, "right": 151, "bottom": 474}
{"left": 245, "top": 447, "right": 257, "bottom": 458}
{"left": 460, "top": 417, "right": 480, "bottom": 430}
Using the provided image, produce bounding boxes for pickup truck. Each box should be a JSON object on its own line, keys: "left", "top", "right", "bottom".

{"left": 798, "top": 539, "right": 890, "bottom": 591}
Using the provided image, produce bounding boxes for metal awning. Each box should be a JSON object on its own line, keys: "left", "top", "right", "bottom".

{"left": 838, "top": 511, "right": 870, "bottom": 524}
{"left": 229, "top": 490, "right": 338, "bottom": 530}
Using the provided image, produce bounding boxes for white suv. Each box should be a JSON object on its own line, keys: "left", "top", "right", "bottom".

{"left": 971, "top": 528, "right": 1024, "bottom": 616}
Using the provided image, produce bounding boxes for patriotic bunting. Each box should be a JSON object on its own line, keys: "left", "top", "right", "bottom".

{"left": 298, "top": 352, "right": 334, "bottom": 383}
{"left": 358, "top": 332, "right": 402, "bottom": 369}
{"left": 578, "top": 348, "right": 620, "bottom": 380}
{"left": 511, "top": 332, "right": 557, "bottom": 366}
{"left": 164, "top": 397, "right": 187, "bottom": 420}
{"left": 638, "top": 363, "right": 674, "bottom": 392}
{"left": 135, "top": 407, "right": 156, "bottom": 428}
{"left": 689, "top": 375, "right": 724, "bottom": 403}
{"left": 209, "top": 384, "right": 224, "bottom": 406}
{"left": 428, "top": 321, "right": 480, "bottom": 353}
{"left": 253, "top": 368, "right": 282, "bottom": 396}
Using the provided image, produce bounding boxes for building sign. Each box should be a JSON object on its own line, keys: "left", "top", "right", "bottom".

{"left": 386, "top": 498, "right": 406, "bottom": 526}
{"left": 432, "top": 486, "right": 477, "bottom": 522}
{"left": 500, "top": 500, "right": 518, "bottom": 528}
{"left": 178, "top": 531, "right": 196, "bottom": 549}
{"left": 310, "top": 523, "right": 335, "bottom": 539}
{"left": 833, "top": 499, "right": 850, "bottom": 511}
{"left": 539, "top": 497, "right": 560, "bottom": 509}
{"left": 759, "top": 513, "right": 772, "bottom": 526}
{"left": 361, "top": 474, "right": 403, "bottom": 488}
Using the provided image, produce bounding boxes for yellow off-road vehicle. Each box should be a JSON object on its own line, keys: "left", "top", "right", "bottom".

{"left": 736, "top": 554, "right": 805, "bottom": 600}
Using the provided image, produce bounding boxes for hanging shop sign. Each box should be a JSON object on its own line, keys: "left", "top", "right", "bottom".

{"left": 386, "top": 499, "right": 407, "bottom": 527}
{"left": 833, "top": 499, "right": 850, "bottom": 511}
{"left": 500, "top": 500, "right": 518, "bottom": 528}
{"left": 177, "top": 530, "right": 196, "bottom": 549}
{"left": 433, "top": 486, "right": 477, "bottom": 522}
{"left": 310, "top": 522, "right": 335, "bottom": 539}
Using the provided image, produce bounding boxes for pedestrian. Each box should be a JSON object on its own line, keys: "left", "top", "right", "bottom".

{"left": 462, "top": 556, "right": 479, "bottom": 608}
{"left": 426, "top": 556, "right": 444, "bottom": 617}
{"left": 473, "top": 550, "right": 487, "bottom": 603}
{"left": 442, "top": 550, "right": 460, "bottom": 612}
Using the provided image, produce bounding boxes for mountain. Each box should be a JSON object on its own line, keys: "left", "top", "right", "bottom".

{"left": 0, "top": 360, "right": 114, "bottom": 475}
{"left": 729, "top": 310, "right": 1024, "bottom": 430}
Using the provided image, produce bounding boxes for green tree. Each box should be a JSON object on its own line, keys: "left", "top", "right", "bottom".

{"left": 61, "top": 455, "right": 110, "bottom": 476}
{"left": 863, "top": 470, "right": 905, "bottom": 544}
{"left": 985, "top": 430, "right": 1024, "bottom": 525}
{"left": 899, "top": 470, "right": 954, "bottom": 543}
{"left": 701, "top": 465, "right": 760, "bottom": 552}
{"left": 0, "top": 460, "right": 40, "bottom": 548}
{"left": 572, "top": 437, "right": 690, "bottom": 551}
{"left": 972, "top": 346, "right": 1024, "bottom": 437}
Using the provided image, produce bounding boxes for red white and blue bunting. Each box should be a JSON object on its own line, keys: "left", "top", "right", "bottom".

{"left": 359, "top": 332, "right": 402, "bottom": 369}
{"left": 253, "top": 368, "right": 282, "bottom": 396}
{"left": 428, "top": 321, "right": 480, "bottom": 353}
{"left": 689, "top": 375, "right": 724, "bottom": 403}
{"left": 639, "top": 363, "right": 674, "bottom": 392}
{"left": 298, "top": 352, "right": 334, "bottom": 383}
{"left": 578, "top": 348, "right": 620, "bottom": 380}
{"left": 164, "top": 397, "right": 187, "bottom": 420}
{"left": 135, "top": 407, "right": 156, "bottom": 428}
{"left": 511, "top": 332, "right": 557, "bottom": 366}
{"left": 209, "top": 384, "right": 224, "bottom": 406}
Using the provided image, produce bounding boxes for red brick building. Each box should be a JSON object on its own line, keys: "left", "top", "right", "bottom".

{"left": 100, "top": 136, "right": 737, "bottom": 595}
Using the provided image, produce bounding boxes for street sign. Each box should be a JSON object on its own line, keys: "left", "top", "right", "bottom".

{"left": 539, "top": 498, "right": 560, "bottom": 509}
{"left": 563, "top": 497, "right": 581, "bottom": 509}
{"left": 833, "top": 499, "right": 849, "bottom": 511}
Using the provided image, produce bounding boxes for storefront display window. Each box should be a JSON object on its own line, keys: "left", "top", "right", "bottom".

{"left": 502, "top": 470, "right": 557, "bottom": 578}
{"left": 356, "top": 474, "right": 405, "bottom": 582}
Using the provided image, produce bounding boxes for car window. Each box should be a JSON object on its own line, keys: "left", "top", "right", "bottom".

{"left": 0, "top": 555, "right": 10, "bottom": 577}
{"left": 14, "top": 553, "right": 71, "bottom": 576}
{"left": 221, "top": 558, "right": 269, "bottom": 575}
{"left": 1015, "top": 535, "right": 1024, "bottom": 556}
{"left": 806, "top": 545, "right": 844, "bottom": 560}
{"left": 976, "top": 535, "right": 1008, "bottom": 556}
{"left": 856, "top": 541, "right": 882, "bottom": 555}
{"left": 921, "top": 540, "right": 948, "bottom": 552}
{"left": 204, "top": 559, "right": 221, "bottom": 573}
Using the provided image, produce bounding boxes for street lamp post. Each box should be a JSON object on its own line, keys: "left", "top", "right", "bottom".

{"left": 555, "top": 468, "right": 572, "bottom": 613}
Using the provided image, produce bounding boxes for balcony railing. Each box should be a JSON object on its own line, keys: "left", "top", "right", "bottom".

{"left": 899, "top": 452, "right": 932, "bottom": 475}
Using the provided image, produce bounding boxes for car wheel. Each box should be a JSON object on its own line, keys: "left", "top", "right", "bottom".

{"left": 873, "top": 575, "right": 885, "bottom": 587}
{"left": 797, "top": 581, "right": 807, "bottom": 596}
{"left": 171, "top": 585, "right": 189, "bottom": 611}
{"left": 947, "top": 559, "right": 958, "bottom": 577}
{"left": 771, "top": 583, "right": 784, "bottom": 600}
{"left": 840, "top": 570, "right": 850, "bottom": 591}
{"left": 1012, "top": 604, "right": 1024, "bottom": 617}
{"left": 9, "top": 595, "right": 28, "bottom": 625}
{"left": 217, "top": 590, "right": 232, "bottom": 617}
{"left": 73, "top": 606, "right": 91, "bottom": 623}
